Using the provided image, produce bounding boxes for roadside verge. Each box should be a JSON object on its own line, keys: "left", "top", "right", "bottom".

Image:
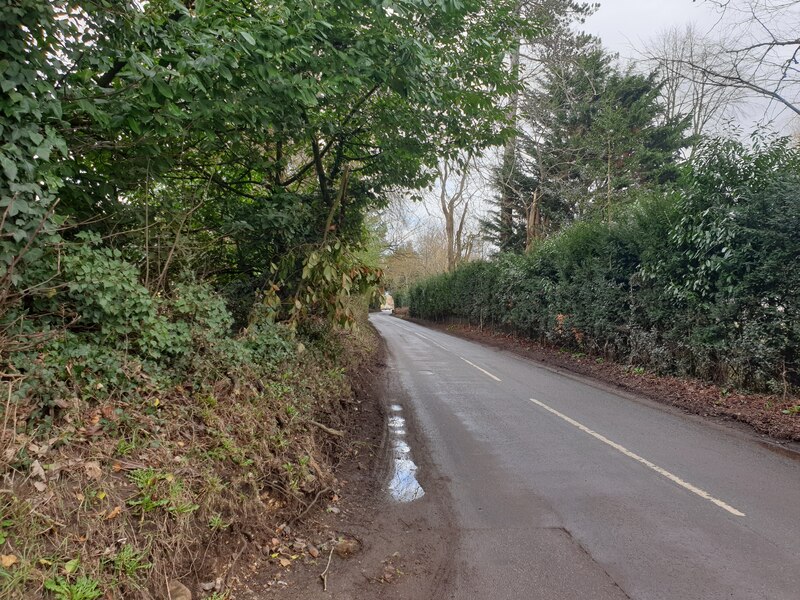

{"left": 232, "top": 329, "right": 457, "bottom": 599}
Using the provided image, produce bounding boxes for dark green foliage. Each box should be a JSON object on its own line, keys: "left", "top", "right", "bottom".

{"left": 483, "top": 42, "right": 690, "bottom": 252}
{"left": 1, "top": 0, "right": 532, "bottom": 403}
{"left": 413, "top": 138, "right": 800, "bottom": 392}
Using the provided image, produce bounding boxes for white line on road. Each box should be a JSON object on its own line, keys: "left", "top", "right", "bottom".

{"left": 529, "top": 398, "right": 746, "bottom": 517}
{"left": 460, "top": 357, "right": 502, "bottom": 382}
{"left": 394, "top": 323, "right": 450, "bottom": 351}
{"left": 391, "top": 320, "right": 501, "bottom": 382}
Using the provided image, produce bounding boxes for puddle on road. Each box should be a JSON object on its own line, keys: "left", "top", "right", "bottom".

{"left": 386, "top": 405, "right": 425, "bottom": 502}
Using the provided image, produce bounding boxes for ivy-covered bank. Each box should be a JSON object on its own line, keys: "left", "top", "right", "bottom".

{"left": 409, "top": 139, "right": 800, "bottom": 395}
{"left": 1, "top": 291, "right": 380, "bottom": 599}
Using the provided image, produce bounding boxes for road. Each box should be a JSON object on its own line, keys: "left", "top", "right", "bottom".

{"left": 370, "top": 313, "right": 800, "bottom": 600}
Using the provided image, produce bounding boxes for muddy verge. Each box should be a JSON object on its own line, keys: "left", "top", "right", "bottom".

{"left": 407, "top": 318, "right": 800, "bottom": 445}
{"left": 229, "top": 330, "right": 457, "bottom": 599}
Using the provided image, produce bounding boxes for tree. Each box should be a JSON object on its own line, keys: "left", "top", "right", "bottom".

{"left": 495, "top": 0, "right": 597, "bottom": 247}
{"left": 485, "top": 1, "right": 598, "bottom": 251}
{"left": 690, "top": 0, "right": 800, "bottom": 116}
{"left": 537, "top": 46, "right": 690, "bottom": 207}
{"left": 640, "top": 24, "right": 744, "bottom": 146}
{"left": 1, "top": 0, "right": 534, "bottom": 330}
{"left": 483, "top": 43, "right": 691, "bottom": 252}
{"left": 433, "top": 154, "right": 484, "bottom": 272}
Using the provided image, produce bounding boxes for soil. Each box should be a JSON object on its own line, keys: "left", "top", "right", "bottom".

{"left": 408, "top": 317, "right": 800, "bottom": 445}
{"left": 222, "top": 331, "right": 457, "bottom": 599}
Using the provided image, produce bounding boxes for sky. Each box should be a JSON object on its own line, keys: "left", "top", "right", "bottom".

{"left": 584, "top": 0, "right": 796, "bottom": 131}
{"left": 582, "top": 0, "right": 723, "bottom": 61}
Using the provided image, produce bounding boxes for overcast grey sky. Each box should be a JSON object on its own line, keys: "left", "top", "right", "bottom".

{"left": 584, "top": 0, "right": 797, "bottom": 130}
{"left": 583, "top": 0, "right": 721, "bottom": 60}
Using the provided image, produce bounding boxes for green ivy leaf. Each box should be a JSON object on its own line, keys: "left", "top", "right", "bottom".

{"left": 64, "top": 558, "right": 80, "bottom": 574}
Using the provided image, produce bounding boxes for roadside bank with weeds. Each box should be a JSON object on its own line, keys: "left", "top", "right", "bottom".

{"left": 0, "top": 293, "right": 378, "bottom": 599}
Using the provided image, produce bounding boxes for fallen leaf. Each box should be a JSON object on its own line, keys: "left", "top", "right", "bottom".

{"left": 105, "top": 505, "right": 122, "bottom": 521}
{"left": 112, "top": 463, "right": 122, "bottom": 473}
{"left": 33, "top": 481, "right": 47, "bottom": 492}
{"left": 335, "top": 538, "right": 361, "bottom": 557}
{"left": 84, "top": 461, "right": 102, "bottom": 480}
{"left": 0, "top": 555, "right": 17, "bottom": 568}
{"left": 31, "top": 460, "right": 46, "bottom": 481}
{"left": 47, "top": 462, "right": 63, "bottom": 480}
{"left": 64, "top": 558, "right": 80, "bottom": 574}
{"left": 279, "top": 558, "right": 291, "bottom": 568}
{"left": 168, "top": 580, "right": 191, "bottom": 600}
{"left": 308, "top": 545, "right": 320, "bottom": 558}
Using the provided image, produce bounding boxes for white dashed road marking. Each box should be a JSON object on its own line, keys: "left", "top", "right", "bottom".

{"left": 529, "top": 398, "right": 745, "bottom": 517}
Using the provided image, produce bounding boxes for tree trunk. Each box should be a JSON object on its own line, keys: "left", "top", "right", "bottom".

{"left": 499, "top": 41, "right": 521, "bottom": 248}
{"left": 525, "top": 188, "right": 541, "bottom": 252}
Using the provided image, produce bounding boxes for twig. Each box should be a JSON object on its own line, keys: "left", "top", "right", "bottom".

{"left": 309, "top": 420, "right": 345, "bottom": 437}
{"left": 154, "top": 198, "right": 205, "bottom": 293}
{"left": 29, "top": 509, "right": 66, "bottom": 528}
{"left": 2, "top": 383, "right": 13, "bottom": 450}
{"left": 222, "top": 542, "right": 248, "bottom": 591}
{"left": 320, "top": 545, "right": 334, "bottom": 591}
{"left": 290, "top": 486, "right": 330, "bottom": 525}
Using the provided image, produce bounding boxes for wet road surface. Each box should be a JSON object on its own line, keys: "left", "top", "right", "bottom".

{"left": 370, "top": 313, "right": 800, "bottom": 600}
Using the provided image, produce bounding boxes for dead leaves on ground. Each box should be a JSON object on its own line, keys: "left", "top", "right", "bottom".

{"left": 0, "top": 554, "right": 18, "bottom": 568}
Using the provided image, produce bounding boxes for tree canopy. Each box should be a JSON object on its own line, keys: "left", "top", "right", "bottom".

{"left": 1, "top": 0, "right": 536, "bottom": 332}
{"left": 483, "top": 42, "right": 691, "bottom": 252}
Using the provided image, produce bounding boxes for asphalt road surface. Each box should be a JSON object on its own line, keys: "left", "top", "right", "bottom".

{"left": 370, "top": 312, "right": 800, "bottom": 600}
